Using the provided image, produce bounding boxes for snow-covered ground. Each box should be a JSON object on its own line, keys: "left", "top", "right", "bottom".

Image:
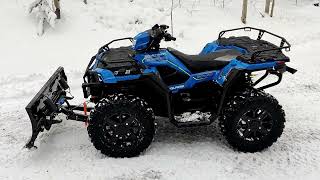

{"left": 1, "top": 0, "right": 320, "bottom": 179}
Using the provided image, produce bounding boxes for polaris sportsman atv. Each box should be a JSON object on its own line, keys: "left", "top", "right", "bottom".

{"left": 25, "top": 25, "right": 297, "bottom": 157}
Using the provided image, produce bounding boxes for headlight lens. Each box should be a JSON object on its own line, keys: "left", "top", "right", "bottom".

{"left": 97, "top": 74, "right": 103, "bottom": 82}
{"left": 132, "top": 39, "right": 136, "bottom": 49}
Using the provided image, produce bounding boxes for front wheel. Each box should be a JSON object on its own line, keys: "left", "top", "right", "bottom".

{"left": 88, "top": 94, "right": 155, "bottom": 157}
{"left": 219, "top": 89, "right": 285, "bottom": 152}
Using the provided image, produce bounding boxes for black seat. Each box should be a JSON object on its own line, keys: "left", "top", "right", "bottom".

{"left": 167, "top": 47, "right": 242, "bottom": 73}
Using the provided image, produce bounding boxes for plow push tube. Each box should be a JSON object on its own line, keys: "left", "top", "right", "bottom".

{"left": 25, "top": 67, "right": 90, "bottom": 148}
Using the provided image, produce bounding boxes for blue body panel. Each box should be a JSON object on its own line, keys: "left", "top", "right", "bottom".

{"left": 132, "top": 31, "right": 150, "bottom": 51}
{"left": 200, "top": 41, "right": 247, "bottom": 55}
{"left": 90, "top": 37, "right": 280, "bottom": 93}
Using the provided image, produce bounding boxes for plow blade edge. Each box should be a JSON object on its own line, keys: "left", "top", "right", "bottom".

{"left": 25, "top": 67, "right": 69, "bottom": 148}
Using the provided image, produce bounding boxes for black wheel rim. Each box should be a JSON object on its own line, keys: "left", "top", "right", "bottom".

{"left": 101, "top": 111, "right": 145, "bottom": 150}
{"left": 236, "top": 108, "right": 273, "bottom": 141}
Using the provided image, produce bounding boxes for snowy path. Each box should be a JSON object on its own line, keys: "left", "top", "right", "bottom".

{"left": 1, "top": 0, "right": 320, "bottom": 179}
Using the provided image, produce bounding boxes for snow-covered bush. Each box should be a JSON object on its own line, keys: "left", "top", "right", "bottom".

{"left": 28, "top": 0, "right": 57, "bottom": 36}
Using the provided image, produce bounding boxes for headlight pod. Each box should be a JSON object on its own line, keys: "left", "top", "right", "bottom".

{"left": 97, "top": 74, "right": 103, "bottom": 82}
{"left": 132, "top": 39, "right": 137, "bottom": 49}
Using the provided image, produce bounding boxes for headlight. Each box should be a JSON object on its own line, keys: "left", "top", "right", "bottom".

{"left": 132, "top": 39, "right": 136, "bottom": 48}
{"left": 97, "top": 74, "right": 103, "bottom": 82}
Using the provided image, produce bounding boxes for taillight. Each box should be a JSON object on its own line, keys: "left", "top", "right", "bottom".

{"left": 276, "top": 61, "right": 285, "bottom": 65}
{"left": 90, "top": 96, "right": 98, "bottom": 103}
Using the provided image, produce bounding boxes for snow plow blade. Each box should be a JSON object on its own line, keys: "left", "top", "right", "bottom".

{"left": 25, "top": 67, "right": 70, "bottom": 149}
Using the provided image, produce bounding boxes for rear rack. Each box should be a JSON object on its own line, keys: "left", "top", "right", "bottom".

{"left": 218, "top": 27, "right": 291, "bottom": 62}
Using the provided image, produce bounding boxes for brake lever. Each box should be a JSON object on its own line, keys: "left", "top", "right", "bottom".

{"left": 164, "top": 33, "right": 176, "bottom": 41}
{"left": 160, "top": 24, "right": 169, "bottom": 30}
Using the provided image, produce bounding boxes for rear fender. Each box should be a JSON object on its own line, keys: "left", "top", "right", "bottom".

{"left": 215, "top": 59, "right": 284, "bottom": 86}
{"left": 215, "top": 61, "right": 297, "bottom": 114}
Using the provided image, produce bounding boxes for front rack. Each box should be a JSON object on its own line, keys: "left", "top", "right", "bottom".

{"left": 218, "top": 27, "right": 291, "bottom": 61}
{"left": 98, "top": 37, "right": 133, "bottom": 53}
{"left": 83, "top": 37, "right": 133, "bottom": 83}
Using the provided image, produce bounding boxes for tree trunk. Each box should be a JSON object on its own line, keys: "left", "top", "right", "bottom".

{"left": 241, "top": 0, "right": 248, "bottom": 24}
{"left": 171, "top": 0, "right": 174, "bottom": 35}
{"left": 53, "top": 0, "right": 61, "bottom": 19}
{"left": 265, "top": 0, "right": 271, "bottom": 13}
{"left": 270, "top": 0, "right": 275, "bottom": 17}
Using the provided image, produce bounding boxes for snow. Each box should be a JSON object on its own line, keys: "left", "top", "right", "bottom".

{"left": 1, "top": 0, "right": 320, "bottom": 179}
{"left": 175, "top": 111, "right": 211, "bottom": 122}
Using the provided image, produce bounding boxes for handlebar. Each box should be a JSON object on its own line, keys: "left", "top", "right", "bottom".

{"left": 152, "top": 24, "right": 176, "bottom": 42}
{"left": 164, "top": 33, "right": 176, "bottom": 41}
{"left": 141, "top": 24, "right": 177, "bottom": 51}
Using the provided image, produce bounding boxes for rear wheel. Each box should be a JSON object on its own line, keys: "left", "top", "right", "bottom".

{"left": 219, "top": 88, "right": 285, "bottom": 152}
{"left": 88, "top": 94, "right": 155, "bottom": 157}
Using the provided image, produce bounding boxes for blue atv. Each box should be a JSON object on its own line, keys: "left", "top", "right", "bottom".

{"left": 25, "top": 25, "right": 296, "bottom": 157}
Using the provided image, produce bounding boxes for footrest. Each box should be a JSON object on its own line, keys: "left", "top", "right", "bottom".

{"left": 172, "top": 120, "right": 212, "bottom": 128}
{"left": 171, "top": 112, "right": 214, "bottom": 127}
